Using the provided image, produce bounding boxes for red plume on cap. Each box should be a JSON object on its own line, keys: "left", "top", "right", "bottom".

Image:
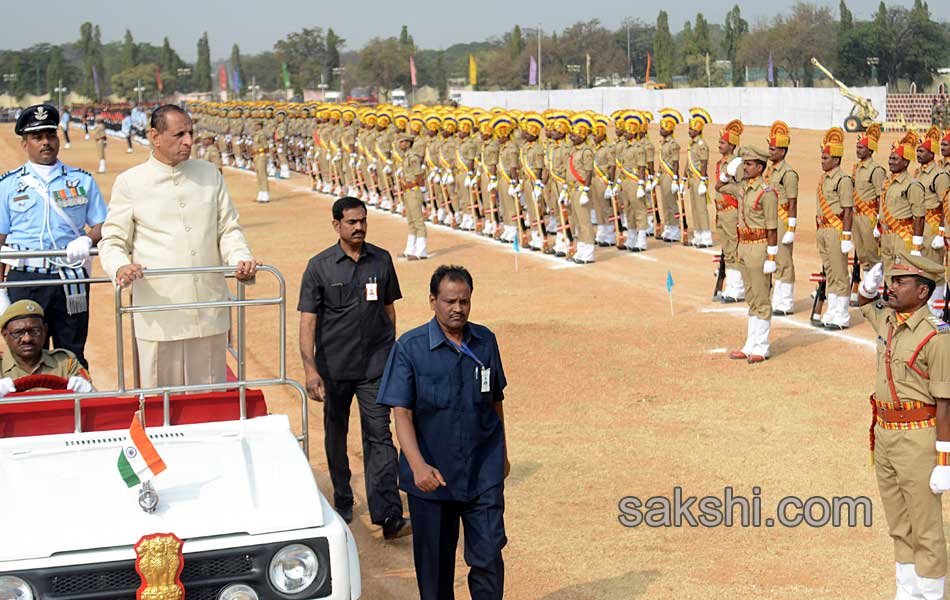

{"left": 892, "top": 130, "right": 919, "bottom": 162}
{"left": 919, "top": 125, "right": 941, "bottom": 154}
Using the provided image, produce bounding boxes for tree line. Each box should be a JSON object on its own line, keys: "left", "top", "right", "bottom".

{"left": 0, "top": 1, "right": 946, "bottom": 103}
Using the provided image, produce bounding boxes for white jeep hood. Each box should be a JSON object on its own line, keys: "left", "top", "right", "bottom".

{"left": 0, "top": 414, "right": 324, "bottom": 562}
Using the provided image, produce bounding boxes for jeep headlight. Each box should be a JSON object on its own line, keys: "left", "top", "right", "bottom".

{"left": 217, "top": 583, "right": 258, "bottom": 600}
{"left": 0, "top": 576, "right": 33, "bottom": 600}
{"left": 268, "top": 544, "right": 318, "bottom": 595}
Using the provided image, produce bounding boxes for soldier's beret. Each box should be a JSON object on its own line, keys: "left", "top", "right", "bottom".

{"left": 15, "top": 104, "right": 59, "bottom": 136}
{"left": 740, "top": 145, "right": 769, "bottom": 162}
{"left": 0, "top": 299, "right": 45, "bottom": 330}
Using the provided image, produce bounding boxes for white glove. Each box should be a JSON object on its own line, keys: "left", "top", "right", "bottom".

{"left": 912, "top": 235, "right": 924, "bottom": 256}
{"left": 0, "top": 289, "right": 10, "bottom": 314}
{"left": 0, "top": 377, "right": 15, "bottom": 398}
{"left": 604, "top": 186, "right": 614, "bottom": 199}
{"left": 670, "top": 182, "right": 679, "bottom": 194}
{"left": 931, "top": 466, "right": 950, "bottom": 494}
{"left": 636, "top": 185, "right": 646, "bottom": 199}
{"left": 446, "top": 173, "right": 455, "bottom": 185}
{"left": 67, "top": 376, "right": 92, "bottom": 394}
{"left": 933, "top": 235, "right": 946, "bottom": 249}
{"left": 763, "top": 260, "right": 777, "bottom": 274}
{"left": 697, "top": 181, "right": 707, "bottom": 195}
{"left": 558, "top": 190, "right": 568, "bottom": 205}
{"left": 65, "top": 235, "right": 93, "bottom": 262}
{"left": 383, "top": 161, "right": 393, "bottom": 174}
{"left": 719, "top": 171, "right": 730, "bottom": 184}
{"left": 395, "top": 167, "right": 403, "bottom": 178}
{"left": 840, "top": 238, "right": 854, "bottom": 254}
{"left": 859, "top": 262, "right": 884, "bottom": 298}
{"left": 726, "top": 156, "right": 743, "bottom": 177}
{"left": 463, "top": 175, "right": 472, "bottom": 188}
{"left": 873, "top": 225, "right": 881, "bottom": 239}
{"left": 532, "top": 184, "right": 543, "bottom": 200}
{"left": 579, "top": 189, "right": 590, "bottom": 206}
{"left": 507, "top": 184, "right": 516, "bottom": 197}
{"left": 488, "top": 177, "right": 498, "bottom": 191}
{"left": 782, "top": 231, "right": 795, "bottom": 245}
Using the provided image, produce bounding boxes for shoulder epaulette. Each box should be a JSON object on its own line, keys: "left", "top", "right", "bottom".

{"left": 67, "top": 166, "right": 93, "bottom": 177}
{"left": 927, "top": 316, "right": 950, "bottom": 333}
{"left": 0, "top": 168, "right": 18, "bottom": 183}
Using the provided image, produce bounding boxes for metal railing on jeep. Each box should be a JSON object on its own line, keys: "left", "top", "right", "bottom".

{"left": 0, "top": 248, "right": 310, "bottom": 456}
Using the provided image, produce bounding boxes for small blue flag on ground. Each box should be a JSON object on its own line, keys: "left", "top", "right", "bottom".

{"left": 513, "top": 234, "right": 520, "bottom": 253}
{"left": 666, "top": 270, "right": 674, "bottom": 293}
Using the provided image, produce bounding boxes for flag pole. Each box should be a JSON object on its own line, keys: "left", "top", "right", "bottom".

{"left": 537, "top": 24, "right": 542, "bottom": 91}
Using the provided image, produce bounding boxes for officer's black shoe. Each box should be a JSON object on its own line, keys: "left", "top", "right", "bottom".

{"left": 772, "top": 309, "right": 792, "bottom": 316}
{"left": 382, "top": 516, "right": 412, "bottom": 540}
{"left": 336, "top": 504, "right": 353, "bottom": 524}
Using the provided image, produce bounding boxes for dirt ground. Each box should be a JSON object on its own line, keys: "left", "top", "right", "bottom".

{"left": 0, "top": 121, "right": 935, "bottom": 599}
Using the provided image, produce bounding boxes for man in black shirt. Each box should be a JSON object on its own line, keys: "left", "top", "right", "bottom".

{"left": 298, "top": 196, "right": 411, "bottom": 539}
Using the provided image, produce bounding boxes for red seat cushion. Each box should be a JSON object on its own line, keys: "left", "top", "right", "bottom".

{"left": 0, "top": 389, "right": 268, "bottom": 438}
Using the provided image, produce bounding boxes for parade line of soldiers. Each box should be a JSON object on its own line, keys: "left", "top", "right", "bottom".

{"left": 186, "top": 100, "right": 950, "bottom": 362}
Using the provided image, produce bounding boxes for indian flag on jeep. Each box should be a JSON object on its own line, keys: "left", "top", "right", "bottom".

{"left": 117, "top": 411, "right": 167, "bottom": 487}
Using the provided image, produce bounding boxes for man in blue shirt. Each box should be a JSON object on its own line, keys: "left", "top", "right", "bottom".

{"left": 0, "top": 104, "right": 108, "bottom": 368}
{"left": 378, "top": 264, "right": 509, "bottom": 600}
{"left": 121, "top": 111, "right": 133, "bottom": 153}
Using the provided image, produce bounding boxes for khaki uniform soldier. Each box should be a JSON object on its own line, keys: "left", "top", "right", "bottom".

{"left": 764, "top": 121, "right": 799, "bottom": 315}
{"left": 202, "top": 131, "right": 223, "bottom": 173}
{"left": 815, "top": 128, "right": 855, "bottom": 329}
{"left": 639, "top": 118, "right": 657, "bottom": 236}
{"left": 438, "top": 117, "right": 460, "bottom": 227}
{"left": 93, "top": 116, "right": 107, "bottom": 173}
{"left": 881, "top": 132, "right": 925, "bottom": 272}
{"left": 852, "top": 124, "right": 886, "bottom": 285}
{"left": 617, "top": 113, "right": 648, "bottom": 251}
{"left": 567, "top": 113, "right": 596, "bottom": 264}
{"left": 374, "top": 113, "right": 395, "bottom": 210}
{"left": 717, "top": 146, "right": 778, "bottom": 363}
{"left": 856, "top": 252, "right": 950, "bottom": 600}
{"left": 941, "top": 128, "right": 950, "bottom": 170}
{"left": 546, "top": 116, "right": 573, "bottom": 256}
{"left": 520, "top": 114, "right": 547, "bottom": 250}
{"left": 590, "top": 115, "right": 617, "bottom": 247}
{"left": 714, "top": 146, "right": 779, "bottom": 360}
{"left": 397, "top": 132, "right": 427, "bottom": 260}
{"left": 686, "top": 108, "right": 712, "bottom": 247}
{"left": 715, "top": 119, "right": 746, "bottom": 302}
{"left": 423, "top": 116, "right": 443, "bottom": 218}
{"left": 252, "top": 122, "right": 270, "bottom": 203}
{"left": 480, "top": 121, "right": 501, "bottom": 239}
{"left": 916, "top": 126, "right": 950, "bottom": 316}
{"left": 341, "top": 109, "right": 359, "bottom": 196}
{"left": 0, "top": 300, "right": 92, "bottom": 389}
{"left": 274, "top": 110, "right": 290, "bottom": 179}
{"left": 656, "top": 108, "right": 683, "bottom": 242}
{"left": 496, "top": 117, "right": 521, "bottom": 244}
{"left": 456, "top": 114, "right": 480, "bottom": 231}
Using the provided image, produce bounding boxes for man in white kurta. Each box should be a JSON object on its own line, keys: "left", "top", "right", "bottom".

{"left": 99, "top": 105, "right": 258, "bottom": 388}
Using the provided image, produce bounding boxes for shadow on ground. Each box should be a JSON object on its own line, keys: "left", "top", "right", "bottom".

{"left": 540, "top": 570, "right": 660, "bottom": 599}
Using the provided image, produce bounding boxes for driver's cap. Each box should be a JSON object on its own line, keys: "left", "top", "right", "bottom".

{"left": 1, "top": 299, "right": 45, "bottom": 330}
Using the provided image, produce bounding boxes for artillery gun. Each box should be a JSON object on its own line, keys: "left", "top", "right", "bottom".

{"left": 811, "top": 57, "right": 880, "bottom": 132}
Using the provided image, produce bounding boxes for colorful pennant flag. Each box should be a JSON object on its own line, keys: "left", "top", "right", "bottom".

{"left": 469, "top": 55, "right": 477, "bottom": 86}
{"left": 117, "top": 411, "right": 167, "bottom": 488}
{"left": 529, "top": 56, "right": 537, "bottom": 86}
{"left": 281, "top": 63, "right": 292, "bottom": 89}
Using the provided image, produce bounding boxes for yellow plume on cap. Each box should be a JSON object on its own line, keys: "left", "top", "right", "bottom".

{"left": 821, "top": 127, "right": 845, "bottom": 157}
{"left": 720, "top": 119, "right": 743, "bottom": 145}
{"left": 768, "top": 121, "right": 790, "bottom": 148}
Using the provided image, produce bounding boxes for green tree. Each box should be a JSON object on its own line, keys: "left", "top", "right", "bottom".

{"left": 121, "top": 29, "right": 138, "bottom": 71}
{"left": 435, "top": 51, "right": 448, "bottom": 99}
{"left": 723, "top": 4, "right": 748, "bottom": 84}
{"left": 274, "top": 27, "right": 327, "bottom": 95}
{"left": 508, "top": 25, "right": 525, "bottom": 59}
{"left": 326, "top": 29, "right": 344, "bottom": 88}
{"left": 111, "top": 63, "right": 159, "bottom": 100}
{"left": 683, "top": 13, "right": 713, "bottom": 85}
{"left": 653, "top": 10, "right": 674, "bottom": 85}
{"left": 45, "top": 46, "right": 67, "bottom": 98}
{"left": 356, "top": 36, "right": 411, "bottom": 90}
{"left": 195, "top": 32, "right": 212, "bottom": 92}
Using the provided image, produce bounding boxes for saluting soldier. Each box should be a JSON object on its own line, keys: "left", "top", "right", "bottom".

{"left": 814, "top": 128, "right": 855, "bottom": 329}
{"left": 764, "top": 121, "right": 799, "bottom": 316}
{"left": 0, "top": 104, "right": 106, "bottom": 369}
{"left": 852, "top": 124, "right": 886, "bottom": 289}
{"left": 715, "top": 119, "right": 746, "bottom": 303}
{"left": 93, "top": 114, "right": 107, "bottom": 174}
{"left": 656, "top": 108, "right": 683, "bottom": 243}
{"left": 717, "top": 146, "right": 778, "bottom": 363}
{"left": 686, "top": 108, "right": 712, "bottom": 248}
{"left": 856, "top": 251, "right": 950, "bottom": 600}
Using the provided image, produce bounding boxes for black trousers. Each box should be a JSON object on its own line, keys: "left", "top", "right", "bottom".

{"left": 7, "top": 269, "right": 89, "bottom": 369}
{"left": 322, "top": 376, "right": 402, "bottom": 525}
{"left": 126, "top": 134, "right": 132, "bottom": 150}
{"left": 61, "top": 126, "right": 70, "bottom": 144}
{"left": 408, "top": 485, "right": 506, "bottom": 600}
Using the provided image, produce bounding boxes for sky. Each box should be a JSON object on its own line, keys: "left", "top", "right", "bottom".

{"left": 3, "top": 0, "right": 948, "bottom": 61}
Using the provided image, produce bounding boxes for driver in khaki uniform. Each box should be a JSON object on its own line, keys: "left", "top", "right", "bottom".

{"left": 857, "top": 251, "right": 950, "bottom": 600}
{"left": 0, "top": 299, "right": 92, "bottom": 396}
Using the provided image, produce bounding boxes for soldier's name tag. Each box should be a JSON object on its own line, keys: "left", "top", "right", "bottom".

{"left": 480, "top": 367, "right": 491, "bottom": 393}
{"left": 365, "top": 281, "right": 378, "bottom": 301}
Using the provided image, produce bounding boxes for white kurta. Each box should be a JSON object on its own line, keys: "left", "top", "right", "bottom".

{"left": 99, "top": 154, "right": 253, "bottom": 342}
